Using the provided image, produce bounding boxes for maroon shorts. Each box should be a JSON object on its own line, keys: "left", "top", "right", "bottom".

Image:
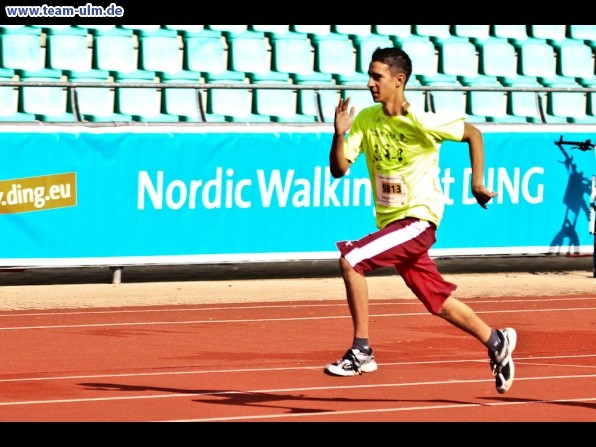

{"left": 336, "top": 217, "right": 456, "bottom": 314}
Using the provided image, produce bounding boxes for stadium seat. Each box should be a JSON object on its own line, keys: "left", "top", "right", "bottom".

{"left": 312, "top": 33, "right": 360, "bottom": 80}
{"left": 249, "top": 73, "right": 316, "bottom": 123}
{"left": 183, "top": 29, "right": 235, "bottom": 76}
{"left": 413, "top": 25, "right": 452, "bottom": 39}
{"left": 204, "top": 71, "right": 270, "bottom": 122}
{"left": 584, "top": 79, "right": 596, "bottom": 118}
{"left": 0, "top": 26, "right": 43, "bottom": 72}
{"left": 542, "top": 76, "right": 594, "bottom": 123}
{"left": 491, "top": 25, "right": 528, "bottom": 41}
{"left": 553, "top": 39, "right": 595, "bottom": 82}
{"left": 352, "top": 34, "right": 393, "bottom": 73}
{"left": 295, "top": 78, "right": 338, "bottom": 122}
{"left": 514, "top": 38, "right": 556, "bottom": 79}
{"left": 250, "top": 25, "right": 291, "bottom": 35}
{"left": 392, "top": 35, "right": 438, "bottom": 79}
{"left": 160, "top": 71, "right": 204, "bottom": 122}
{"left": 114, "top": 70, "right": 179, "bottom": 122}
{"left": 419, "top": 74, "right": 468, "bottom": 117}
{"left": 291, "top": 25, "right": 332, "bottom": 37}
{"left": 528, "top": 25, "right": 567, "bottom": 41}
{"left": 118, "top": 25, "right": 161, "bottom": 33}
{"left": 501, "top": 75, "right": 546, "bottom": 123}
{"left": 461, "top": 75, "right": 523, "bottom": 123}
{"left": 45, "top": 26, "right": 91, "bottom": 72}
{"left": 67, "top": 69, "right": 133, "bottom": 122}
{"left": 476, "top": 37, "right": 518, "bottom": 79}
{"left": 568, "top": 25, "right": 596, "bottom": 44}
{"left": 19, "top": 68, "right": 77, "bottom": 121}
{"left": 270, "top": 32, "right": 334, "bottom": 82}
{"left": 138, "top": 28, "right": 184, "bottom": 75}
{"left": 338, "top": 73, "right": 375, "bottom": 115}
{"left": 163, "top": 25, "right": 205, "bottom": 34}
{"left": 206, "top": 25, "right": 248, "bottom": 33}
{"left": 435, "top": 36, "right": 479, "bottom": 79}
{"left": 452, "top": 25, "right": 490, "bottom": 40}
{"left": 92, "top": 27, "right": 138, "bottom": 74}
{"left": 332, "top": 25, "right": 372, "bottom": 37}
{"left": 227, "top": 30, "right": 279, "bottom": 76}
{"left": 373, "top": 25, "right": 412, "bottom": 39}
{"left": 0, "top": 67, "right": 37, "bottom": 121}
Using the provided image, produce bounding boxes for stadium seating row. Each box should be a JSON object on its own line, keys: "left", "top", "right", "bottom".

{"left": 0, "top": 24, "right": 594, "bottom": 123}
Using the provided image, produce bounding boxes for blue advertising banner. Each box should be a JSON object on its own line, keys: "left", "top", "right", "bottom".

{"left": 0, "top": 124, "right": 594, "bottom": 267}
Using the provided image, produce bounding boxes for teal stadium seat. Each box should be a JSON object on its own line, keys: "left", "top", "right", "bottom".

{"left": 491, "top": 25, "right": 528, "bottom": 41}
{"left": 312, "top": 33, "right": 361, "bottom": 81}
{"left": 19, "top": 68, "right": 77, "bottom": 122}
{"left": 295, "top": 79, "right": 338, "bottom": 122}
{"left": 372, "top": 25, "right": 412, "bottom": 39}
{"left": 161, "top": 71, "right": 205, "bottom": 122}
{"left": 182, "top": 29, "right": 236, "bottom": 76}
{"left": 461, "top": 75, "right": 526, "bottom": 123}
{"left": 227, "top": 30, "right": 281, "bottom": 76}
{"left": 0, "top": 26, "right": 43, "bottom": 72}
{"left": 413, "top": 25, "right": 452, "bottom": 39}
{"left": 92, "top": 27, "right": 137, "bottom": 74}
{"left": 249, "top": 25, "right": 291, "bottom": 35}
{"left": 435, "top": 36, "right": 479, "bottom": 79}
{"left": 204, "top": 71, "right": 270, "bottom": 123}
{"left": 67, "top": 69, "right": 133, "bottom": 122}
{"left": 568, "top": 25, "right": 596, "bottom": 48}
{"left": 553, "top": 39, "right": 595, "bottom": 83}
{"left": 291, "top": 25, "right": 332, "bottom": 37}
{"left": 138, "top": 28, "right": 184, "bottom": 75}
{"left": 352, "top": 34, "right": 393, "bottom": 74}
{"left": 114, "top": 70, "right": 179, "bottom": 122}
{"left": 338, "top": 73, "right": 375, "bottom": 115}
{"left": 270, "top": 32, "right": 334, "bottom": 82}
{"left": 501, "top": 75, "right": 546, "bottom": 123}
{"left": 118, "top": 25, "right": 161, "bottom": 33}
{"left": 0, "top": 67, "right": 36, "bottom": 121}
{"left": 542, "top": 76, "right": 594, "bottom": 124}
{"left": 583, "top": 79, "right": 596, "bottom": 118}
{"left": 206, "top": 25, "right": 248, "bottom": 33}
{"left": 392, "top": 35, "right": 439, "bottom": 79}
{"left": 476, "top": 37, "right": 518, "bottom": 80}
{"left": 164, "top": 25, "right": 205, "bottom": 34}
{"left": 452, "top": 25, "right": 490, "bottom": 40}
{"left": 250, "top": 73, "right": 316, "bottom": 123}
{"left": 420, "top": 74, "right": 470, "bottom": 119}
{"left": 528, "top": 25, "right": 567, "bottom": 41}
{"left": 332, "top": 25, "right": 372, "bottom": 37}
{"left": 514, "top": 38, "right": 557, "bottom": 80}
{"left": 45, "top": 26, "right": 91, "bottom": 72}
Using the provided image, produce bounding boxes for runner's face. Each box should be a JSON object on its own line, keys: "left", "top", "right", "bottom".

{"left": 367, "top": 61, "right": 400, "bottom": 103}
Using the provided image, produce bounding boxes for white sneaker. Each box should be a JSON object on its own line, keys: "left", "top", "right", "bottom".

{"left": 489, "top": 328, "right": 517, "bottom": 394}
{"left": 325, "top": 348, "right": 378, "bottom": 377}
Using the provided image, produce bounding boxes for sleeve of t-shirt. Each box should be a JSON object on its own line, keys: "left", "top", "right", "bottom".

{"left": 424, "top": 113, "right": 466, "bottom": 142}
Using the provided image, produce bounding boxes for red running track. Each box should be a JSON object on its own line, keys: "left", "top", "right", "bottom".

{"left": 0, "top": 294, "right": 595, "bottom": 424}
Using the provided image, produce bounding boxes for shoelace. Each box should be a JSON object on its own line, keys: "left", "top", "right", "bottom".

{"left": 345, "top": 350, "right": 363, "bottom": 375}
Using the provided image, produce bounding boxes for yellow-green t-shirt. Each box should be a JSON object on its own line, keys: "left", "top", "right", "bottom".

{"left": 344, "top": 103, "right": 465, "bottom": 230}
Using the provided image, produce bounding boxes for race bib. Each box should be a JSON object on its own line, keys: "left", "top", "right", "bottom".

{"left": 375, "top": 173, "right": 407, "bottom": 207}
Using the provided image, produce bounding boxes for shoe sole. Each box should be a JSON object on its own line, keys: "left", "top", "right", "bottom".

{"left": 496, "top": 328, "right": 517, "bottom": 394}
{"left": 324, "top": 360, "right": 378, "bottom": 377}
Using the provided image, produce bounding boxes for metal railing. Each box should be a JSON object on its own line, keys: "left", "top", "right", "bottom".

{"left": 1, "top": 80, "right": 595, "bottom": 125}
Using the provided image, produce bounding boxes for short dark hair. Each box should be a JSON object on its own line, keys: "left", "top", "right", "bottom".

{"left": 371, "top": 47, "right": 412, "bottom": 85}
